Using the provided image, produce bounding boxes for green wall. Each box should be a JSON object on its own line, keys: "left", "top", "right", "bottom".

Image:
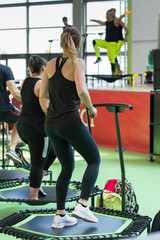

{"left": 128, "top": 0, "right": 132, "bottom": 74}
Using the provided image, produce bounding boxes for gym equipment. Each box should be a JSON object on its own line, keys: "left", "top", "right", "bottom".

{"left": 152, "top": 49, "right": 160, "bottom": 90}
{"left": 0, "top": 207, "right": 151, "bottom": 240}
{"left": 0, "top": 123, "right": 52, "bottom": 181}
{"left": 151, "top": 210, "right": 160, "bottom": 232}
{"left": 0, "top": 122, "right": 30, "bottom": 181}
{"left": 149, "top": 92, "right": 160, "bottom": 161}
{"left": 0, "top": 179, "right": 102, "bottom": 206}
{"left": 85, "top": 74, "right": 142, "bottom": 87}
{"left": 86, "top": 103, "right": 133, "bottom": 212}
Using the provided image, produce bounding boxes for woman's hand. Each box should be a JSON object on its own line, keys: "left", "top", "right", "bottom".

{"left": 88, "top": 106, "right": 97, "bottom": 118}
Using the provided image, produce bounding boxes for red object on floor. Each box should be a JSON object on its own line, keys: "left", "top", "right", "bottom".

{"left": 104, "top": 179, "right": 118, "bottom": 192}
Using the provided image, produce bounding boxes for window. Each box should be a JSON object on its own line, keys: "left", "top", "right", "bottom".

{"left": 0, "top": 0, "right": 26, "bottom": 3}
{"left": 29, "top": 3, "right": 72, "bottom": 53}
{"left": 29, "top": 28, "right": 62, "bottom": 53}
{"left": 8, "top": 59, "right": 26, "bottom": 81}
{"left": 29, "top": 4, "right": 72, "bottom": 28}
{"left": 0, "top": 6, "right": 26, "bottom": 54}
{"left": 0, "top": 7, "right": 26, "bottom": 29}
{"left": 0, "top": 30, "right": 26, "bottom": 54}
{"left": 0, "top": 2, "right": 72, "bottom": 54}
{"left": 0, "top": 1, "right": 73, "bottom": 79}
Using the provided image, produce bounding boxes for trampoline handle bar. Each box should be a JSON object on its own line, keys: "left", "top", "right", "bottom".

{"left": 93, "top": 103, "right": 133, "bottom": 111}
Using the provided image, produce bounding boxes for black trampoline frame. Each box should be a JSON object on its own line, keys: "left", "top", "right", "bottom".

{"left": 0, "top": 207, "right": 151, "bottom": 240}
{"left": 0, "top": 179, "right": 103, "bottom": 206}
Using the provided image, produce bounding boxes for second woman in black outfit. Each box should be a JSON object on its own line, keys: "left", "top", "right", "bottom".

{"left": 17, "top": 55, "right": 56, "bottom": 200}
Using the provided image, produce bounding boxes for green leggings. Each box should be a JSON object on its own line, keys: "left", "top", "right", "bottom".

{"left": 93, "top": 39, "right": 117, "bottom": 64}
{"left": 115, "top": 40, "right": 124, "bottom": 59}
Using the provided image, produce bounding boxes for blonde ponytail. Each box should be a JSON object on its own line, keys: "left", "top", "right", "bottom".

{"left": 60, "top": 27, "right": 80, "bottom": 60}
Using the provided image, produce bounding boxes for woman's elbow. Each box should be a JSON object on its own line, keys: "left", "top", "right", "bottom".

{"left": 39, "top": 90, "right": 45, "bottom": 99}
{"left": 78, "top": 88, "right": 87, "bottom": 97}
{"left": 40, "top": 91, "right": 49, "bottom": 100}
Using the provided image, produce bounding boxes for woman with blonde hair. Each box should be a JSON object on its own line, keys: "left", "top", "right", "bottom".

{"left": 40, "top": 27, "right": 101, "bottom": 228}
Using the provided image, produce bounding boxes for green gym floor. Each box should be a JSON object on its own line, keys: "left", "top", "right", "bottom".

{"left": 0, "top": 146, "right": 160, "bottom": 239}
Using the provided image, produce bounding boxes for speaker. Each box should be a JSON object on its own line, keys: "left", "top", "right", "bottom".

{"left": 153, "top": 49, "right": 160, "bottom": 68}
{"left": 153, "top": 49, "right": 160, "bottom": 90}
{"left": 150, "top": 93, "right": 160, "bottom": 155}
{"left": 154, "top": 70, "right": 160, "bottom": 90}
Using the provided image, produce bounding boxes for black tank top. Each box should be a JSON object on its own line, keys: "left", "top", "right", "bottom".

{"left": 118, "top": 25, "right": 124, "bottom": 41}
{"left": 20, "top": 77, "right": 45, "bottom": 120}
{"left": 105, "top": 20, "right": 119, "bottom": 42}
{"left": 45, "top": 57, "right": 81, "bottom": 128}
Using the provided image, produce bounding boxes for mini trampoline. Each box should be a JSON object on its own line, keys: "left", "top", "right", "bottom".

{"left": 0, "top": 179, "right": 102, "bottom": 206}
{"left": 0, "top": 167, "right": 30, "bottom": 181}
{"left": 85, "top": 74, "right": 142, "bottom": 87}
{"left": 0, "top": 207, "right": 151, "bottom": 240}
{"left": 0, "top": 146, "right": 52, "bottom": 182}
{"left": 0, "top": 167, "right": 52, "bottom": 182}
{"left": 86, "top": 74, "right": 132, "bottom": 83}
{"left": 0, "top": 122, "right": 31, "bottom": 181}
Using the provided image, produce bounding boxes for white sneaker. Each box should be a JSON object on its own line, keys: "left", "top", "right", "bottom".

{"left": 72, "top": 203, "right": 98, "bottom": 223}
{"left": 6, "top": 149, "right": 22, "bottom": 164}
{"left": 51, "top": 214, "right": 77, "bottom": 229}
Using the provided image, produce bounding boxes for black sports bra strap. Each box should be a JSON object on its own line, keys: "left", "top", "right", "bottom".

{"left": 55, "top": 56, "right": 68, "bottom": 71}
{"left": 59, "top": 57, "right": 68, "bottom": 70}
{"left": 56, "top": 56, "right": 61, "bottom": 71}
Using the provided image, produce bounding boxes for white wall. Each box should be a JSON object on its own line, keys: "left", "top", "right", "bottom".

{"left": 132, "top": 0, "right": 160, "bottom": 74}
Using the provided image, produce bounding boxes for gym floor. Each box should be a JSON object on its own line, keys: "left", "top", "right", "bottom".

{"left": 0, "top": 146, "right": 160, "bottom": 239}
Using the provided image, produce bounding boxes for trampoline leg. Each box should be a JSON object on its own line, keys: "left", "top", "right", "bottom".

{"left": 86, "top": 107, "right": 91, "bottom": 134}
{"left": 49, "top": 171, "right": 52, "bottom": 181}
{"left": 113, "top": 109, "right": 125, "bottom": 212}
{"left": 91, "top": 196, "right": 94, "bottom": 207}
{"left": 100, "top": 191, "right": 103, "bottom": 208}
{"left": 2, "top": 122, "right": 5, "bottom": 169}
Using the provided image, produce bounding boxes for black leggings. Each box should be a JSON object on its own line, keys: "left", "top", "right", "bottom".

{"left": 45, "top": 121, "right": 100, "bottom": 210}
{"left": 17, "top": 119, "right": 56, "bottom": 188}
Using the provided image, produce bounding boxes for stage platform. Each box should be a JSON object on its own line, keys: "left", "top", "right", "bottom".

{"left": 80, "top": 82, "right": 153, "bottom": 154}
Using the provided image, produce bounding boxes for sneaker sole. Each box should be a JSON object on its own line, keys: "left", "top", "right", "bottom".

{"left": 72, "top": 212, "right": 98, "bottom": 223}
{"left": 52, "top": 221, "right": 77, "bottom": 229}
{"left": 6, "top": 153, "right": 22, "bottom": 164}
